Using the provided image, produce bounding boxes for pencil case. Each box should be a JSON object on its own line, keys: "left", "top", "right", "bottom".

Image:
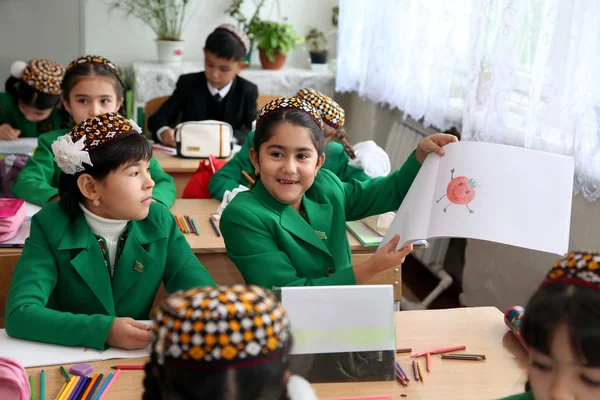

{"left": 0, "top": 198, "right": 26, "bottom": 242}
{"left": 0, "top": 356, "right": 30, "bottom": 400}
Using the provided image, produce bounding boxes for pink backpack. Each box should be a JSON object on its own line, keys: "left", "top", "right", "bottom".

{"left": 0, "top": 198, "right": 26, "bottom": 242}
{"left": 0, "top": 356, "right": 30, "bottom": 400}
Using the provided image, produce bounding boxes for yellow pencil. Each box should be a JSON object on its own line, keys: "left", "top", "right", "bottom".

{"left": 58, "top": 376, "right": 78, "bottom": 400}
{"left": 55, "top": 380, "right": 68, "bottom": 400}
{"left": 416, "top": 361, "right": 425, "bottom": 383}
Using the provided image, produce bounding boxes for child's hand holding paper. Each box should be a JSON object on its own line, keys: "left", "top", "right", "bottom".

{"left": 415, "top": 133, "right": 459, "bottom": 164}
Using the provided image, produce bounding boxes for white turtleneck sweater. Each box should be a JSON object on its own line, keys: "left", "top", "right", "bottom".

{"left": 80, "top": 204, "right": 128, "bottom": 275}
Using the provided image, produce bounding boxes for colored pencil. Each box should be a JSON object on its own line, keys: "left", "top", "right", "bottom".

{"left": 56, "top": 381, "right": 69, "bottom": 400}
{"left": 69, "top": 376, "right": 87, "bottom": 400}
{"left": 411, "top": 348, "right": 439, "bottom": 358}
{"left": 80, "top": 374, "right": 99, "bottom": 400}
{"left": 209, "top": 217, "right": 221, "bottom": 237}
{"left": 74, "top": 377, "right": 91, "bottom": 400}
{"left": 41, "top": 369, "right": 45, "bottom": 400}
{"left": 110, "top": 365, "right": 144, "bottom": 370}
{"left": 457, "top": 353, "right": 487, "bottom": 359}
{"left": 412, "top": 360, "right": 420, "bottom": 381}
{"left": 174, "top": 215, "right": 184, "bottom": 233}
{"left": 92, "top": 373, "right": 112, "bottom": 400}
{"left": 59, "top": 376, "right": 78, "bottom": 400}
{"left": 416, "top": 361, "right": 425, "bottom": 383}
{"left": 186, "top": 216, "right": 197, "bottom": 234}
{"left": 395, "top": 347, "right": 412, "bottom": 354}
{"left": 241, "top": 170, "right": 256, "bottom": 185}
{"left": 396, "top": 361, "right": 410, "bottom": 382}
{"left": 426, "top": 352, "right": 431, "bottom": 372}
{"left": 98, "top": 369, "right": 121, "bottom": 400}
{"left": 179, "top": 215, "right": 190, "bottom": 233}
{"left": 441, "top": 355, "right": 484, "bottom": 361}
{"left": 60, "top": 366, "right": 70, "bottom": 381}
{"left": 29, "top": 375, "right": 34, "bottom": 400}
{"left": 184, "top": 216, "right": 194, "bottom": 234}
{"left": 85, "top": 374, "right": 103, "bottom": 400}
{"left": 190, "top": 217, "right": 200, "bottom": 236}
{"left": 430, "top": 345, "right": 467, "bottom": 355}
{"left": 395, "top": 369, "right": 408, "bottom": 386}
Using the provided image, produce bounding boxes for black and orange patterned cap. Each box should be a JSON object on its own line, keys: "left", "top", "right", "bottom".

{"left": 296, "top": 88, "right": 345, "bottom": 129}
{"left": 51, "top": 112, "right": 143, "bottom": 175}
{"left": 542, "top": 251, "right": 600, "bottom": 291}
{"left": 215, "top": 24, "right": 251, "bottom": 55}
{"left": 18, "top": 58, "right": 64, "bottom": 96}
{"left": 151, "top": 285, "right": 291, "bottom": 371}
{"left": 64, "top": 55, "right": 123, "bottom": 86}
{"left": 257, "top": 97, "right": 324, "bottom": 132}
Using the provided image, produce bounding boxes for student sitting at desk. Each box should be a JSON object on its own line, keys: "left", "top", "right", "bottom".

{"left": 148, "top": 24, "right": 258, "bottom": 147}
{"left": 220, "top": 97, "right": 456, "bottom": 288}
{"left": 500, "top": 251, "right": 600, "bottom": 400}
{"left": 208, "top": 88, "right": 375, "bottom": 201}
{"left": 143, "top": 285, "right": 316, "bottom": 400}
{"left": 11, "top": 55, "right": 176, "bottom": 206}
{"left": 5, "top": 113, "right": 215, "bottom": 351}
{"left": 0, "top": 58, "right": 64, "bottom": 139}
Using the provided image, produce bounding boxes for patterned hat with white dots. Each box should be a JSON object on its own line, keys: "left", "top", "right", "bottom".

{"left": 151, "top": 285, "right": 291, "bottom": 371}
{"left": 296, "top": 88, "right": 345, "bottom": 129}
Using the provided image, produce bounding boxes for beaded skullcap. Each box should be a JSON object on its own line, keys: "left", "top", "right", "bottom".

{"left": 64, "top": 55, "right": 123, "bottom": 86}
{"left": 15, "top": 58, "right": 64, "bottom": 96}
{"left": 215, "top": 24, "right": 251, "bottom": 55}
{"left": 296, "top": 88, "right": 345, "bottom": 129}
{"left": 151, "top": 285, "right": 291, "bottom": 371}
{"left": 542, "top": 251, "right": 600, "bottom": 291}
{"left": 257, "top": 97, "right": 324, "bottom": 132}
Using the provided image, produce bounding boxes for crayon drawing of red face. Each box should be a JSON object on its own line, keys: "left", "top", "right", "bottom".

{"left": 436, "top": 169, "right": 476, "bottom": 214}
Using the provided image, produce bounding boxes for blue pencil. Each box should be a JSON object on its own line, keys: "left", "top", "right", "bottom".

{"left": 75, "top": 377, "right": 91, "bottom": 400}
{"left": 87, "top": 373, "right": 103, "bottom": 400}
{"left": 396, "top": 361, "right": 410, "bottom": 382}
{"left": 209, "top": 217, "right": 221, "bottom": 237}
{"left": 68, "top": 376, "right": 87, "bottom": 400}
{"left": 93, "top": 373, "right": 113, "bottom": 400}
{"left": 40, "top": 370, "right": 45, "bottom": 400}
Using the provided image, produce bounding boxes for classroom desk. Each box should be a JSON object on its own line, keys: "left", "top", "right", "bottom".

{"left": 0, "top": 199, "right": 400, "bottom": 328}
{"left": 152, "top": 150, "right": 201, "bottom": 197}
{"left": 25, "top": 307, "right": 528, "bottom": 400}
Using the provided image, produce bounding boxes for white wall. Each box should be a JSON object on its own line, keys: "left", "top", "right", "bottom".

{"left": 0, "top": 0, "right": 81, "bottom": 77}
{"left": 82, "top": 0, "right": 338, "bottom": 68}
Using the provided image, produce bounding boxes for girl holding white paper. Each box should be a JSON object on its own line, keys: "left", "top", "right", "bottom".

{"left": 220, "top": 97, "right": 456, "bottom": 288}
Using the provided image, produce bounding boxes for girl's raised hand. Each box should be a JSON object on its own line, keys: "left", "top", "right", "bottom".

{"left": 415, "top": 133, "right": 458, "bottom": 164}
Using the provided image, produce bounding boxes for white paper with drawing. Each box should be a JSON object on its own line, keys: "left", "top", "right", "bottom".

{"left": 382, "top": 141, "right": 574, "bottom": 255}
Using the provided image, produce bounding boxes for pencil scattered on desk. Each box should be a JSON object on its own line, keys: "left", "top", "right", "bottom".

{"left": 40, "top": 369, "right": 45, "bottom": 400}
{"left": 111, "top": 365, "right": 144, "bottom": 370}
{"left": 241, "top": 170, "right": 256, "bottom": 186}
{"left": 174, "top": 215, "right": 199, "bottom": 235}
{"left": 98, "top": 368, "right": 121, "bottom": 400}
{"left": 209, "top": 217, "right": 221, "bottom": 237}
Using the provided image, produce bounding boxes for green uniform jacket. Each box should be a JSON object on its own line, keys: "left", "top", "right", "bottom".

{"left": 208, "top": 130, "right": 371, "bottom": 201}
{"left": 0, "top": 92, "right": 61, "bottom": 137}
{"left": 498, "top": 392, "right": 534, "bottom": 400}
{"left": 5, "top": 202, "right": 216, "bottom": 350}
{"left": 220, "top": 152, "right": 421, "bottom": 288}
{"left": 11, "top": 129, "right": 177, "bottom": 206}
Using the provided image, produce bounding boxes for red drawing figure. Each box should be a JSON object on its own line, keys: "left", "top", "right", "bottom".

{"left": 436, "top": 168, "right": 476, "bottom": 214}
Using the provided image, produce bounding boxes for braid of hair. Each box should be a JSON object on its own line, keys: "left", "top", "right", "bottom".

{"left": 332, "top": 127, "right": 356, "bottom": 159}
{"left": 142, "top": 361, "right": 163, "bottom": 400}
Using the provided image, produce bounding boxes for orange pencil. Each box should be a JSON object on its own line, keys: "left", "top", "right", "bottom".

{"left": 426, "top": 352, "right": 431, "bottom": 372}
{"left": 241, "top": 170, "right": 256, "bottom": 186}
{"left": 80, "top": 373, "right": 99, "bottom": 400}
{"left": 430, "top": 345, "right": 467, "bottom": 355}
{"left": 174, "top": 215, "right": 185, "bottom": 233}
{"left": 178, "top": 215, "right": 189, "bottom": 233}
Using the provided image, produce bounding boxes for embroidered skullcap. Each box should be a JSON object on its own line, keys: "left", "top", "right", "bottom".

{"left": 64, "top": 55, "right": 123, "bottom": 86}
{"left": 51, "top": 112, "right": 143, "bottom": 175}
{"left": 215, "top": 24, "right": 251, "bottom": 55}
{"left": 542, "top": 251, "right": 600, "bottom": 291}
{"left": 10, "top": 58, "right": 64, "bottom": 109}
{"left": 296, "top": 88, "right": 345, "bottom": 129}
{"left": 257, "top": 97, "right": 324, "bottom": 131}
{"left": 151, "top": 285, "right": 291, "bottom": 371}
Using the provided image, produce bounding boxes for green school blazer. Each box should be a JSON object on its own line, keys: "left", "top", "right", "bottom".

{"left": 5, "top": 202, "right": 216, "bottom": 350}
{"left": 0, "top": 92, "right": 61, "bottom": 137}
{"left": 11, "top": 129, "right": 176, "bottom": 206}
{"left": 208, "top": 130, "right": 371, "bottom": 200}
{"left": 499, "top": 392, "right": 534, "bottom": 400}
{"left": 220, "top": 152, "right": 421, "bottom": 288}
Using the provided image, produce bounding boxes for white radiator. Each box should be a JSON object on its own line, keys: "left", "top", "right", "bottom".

{"left": 383, "top": 117, "right": 450, "bottom": 269}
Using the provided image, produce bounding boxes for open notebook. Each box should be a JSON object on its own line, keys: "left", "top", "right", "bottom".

{"left": 381, "top": 141, "right": 574, "bottom": 256}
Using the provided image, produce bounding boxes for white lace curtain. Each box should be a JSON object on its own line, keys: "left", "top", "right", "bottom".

{"left": 337, "top": 0, "right": 600, "bottom": 201}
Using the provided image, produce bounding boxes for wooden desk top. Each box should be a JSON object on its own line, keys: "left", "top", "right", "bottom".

{"left": 25, "top": 307, "right": 527, "bottom": 400}
{"left": 153, "top": 150, "right": 201, "bottom": 173}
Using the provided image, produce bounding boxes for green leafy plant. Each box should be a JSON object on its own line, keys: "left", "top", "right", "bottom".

{"left": 103, "top": 0, "right": 200, "bottom": 41}
{"left": 250, "top": 20, "right": 302, "bottom": 62}
{"left": 332, "top": 6, "right": 339, "bottom": 27}
{"left": 305, "top": 28, "right": 327, "bottom": 53}
{"left": 225, "top": 0, "right": 267, "bottom": 44}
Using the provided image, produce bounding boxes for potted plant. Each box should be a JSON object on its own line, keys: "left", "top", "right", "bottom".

{"left": 226, "top": 0, "right": 267, "bottom": 64}
{"left": 250, "top": 20, "right": 302, "bottom": 70}
{"left": 305, "top": 28, "right": 328, "bottom": 65}
{"left": 104, "top": 0, "right": 200, "bottom": 64}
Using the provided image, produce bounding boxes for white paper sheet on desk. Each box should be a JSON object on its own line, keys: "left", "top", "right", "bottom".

{"left": 0, "top": 321, "right": 152, "bottom": 368}
{"left": 280, "top": 286, "right": 395, "bottom": 355}
{"left": 0, "top": 138, "right": 38, "bottom": 155}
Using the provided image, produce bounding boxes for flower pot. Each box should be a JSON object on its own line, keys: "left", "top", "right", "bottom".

{"left": 259, "top": 49, "right": 287, "bottom": 70}
{"left": 156, "top": 39, "right": 184, "bottom": 64}
{"left": 309, "top": 50, "right": 328, "bottom": 64}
